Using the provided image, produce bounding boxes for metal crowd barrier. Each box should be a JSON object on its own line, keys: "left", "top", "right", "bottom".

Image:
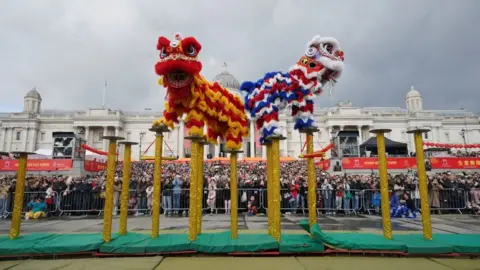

{"left": 468, "top": 188, "right": 480, "bottom": 215}
{"left": 261, "top": 188, "right": 362, "bottom": 215}
{"left": 1, "top": 186, "right": 475, "bottom": 218}
{"left": 415, "top": 188, "right": 467, "bottom": 214}
{"left": 362, "top": 189, "right": 391, "bottom": 215}
{"left": 3, "top": 191, "right": 59, "bottom": 217}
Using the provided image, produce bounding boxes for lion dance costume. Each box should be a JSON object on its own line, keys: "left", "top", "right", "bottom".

{"left": 241, "top": 36, "right": 344, "bottom": 143}
{"left": 153, "top": 33, "right": 248, "bottom": 150}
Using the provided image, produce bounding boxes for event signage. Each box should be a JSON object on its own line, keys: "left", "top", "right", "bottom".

{"left": 84, "top": 160, "right": 107, "bottom": 172}
{"left": 342, "top": 157, "right": 417, "bottom": 170}
{"left": 0, "top": 159, "right": 72, "bottom": 171}
{"left": 429, "top": 157, "right": 480, "bottom": 170}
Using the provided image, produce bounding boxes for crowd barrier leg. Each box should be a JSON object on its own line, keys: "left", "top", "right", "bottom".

{"left": 370, "top": 129, "right": 393, "bottom": 240}
{"left": 187, "top": 137, "right": 201, "bottom": 241}
{"left": 9, "top": 151, "right": 33, "bottom": 240}
{"left": 196, "top": 140, "right": 206, "bottom": 235}
{"left": 150, "top": 125, "right": 169, "bottom": 238}
{"left": 264, "top": 141, "right": 273, "bottom": 236}
{"left": 300, "top": 128, "right": 318, "bottom": 229}
{"left": 408, "top": 128, "right": 433, "bottom": 240}
{"left": 268, "top": 135, "right": 284, "bottom": 242}
{"left": 119, "top": 141, "right": 138, "bottom": 235}
{"left": 227, "top": 150, "right": 242, "bottom": 239}
{"left": 101, "top": 136, "right": 124, "bottom": 243}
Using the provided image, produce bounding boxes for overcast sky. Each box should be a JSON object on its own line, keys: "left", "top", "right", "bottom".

{"left": 0, "top": 0, "right": 479, "bottom": 113}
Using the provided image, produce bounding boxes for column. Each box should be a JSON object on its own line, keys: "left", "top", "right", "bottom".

{"left": 0, "top": 127, "right": 5, "bottom": 151}
{"left": 22, "top": 127, "right": 29, "bottom": 152}
{"left": 103, "top": 126, "right": 108, "bottom": 151}
{"left": 7, "top": 128, "right": 13, "bottom": 152}
{"left": 115, "top": 127, "right": 120, "bottom": 137}
{"left": 85, "top": 126, "right": 90, "bottom": 145}
{"left": 358, "top": 125, "right": 363, "bottom": 144}
{"left": 179, "top": 120, "right": 185, "bottom": 158}
{"left": 262, "top": 145, "right": 267, "bottom": 159}
{"left": 283, "top": 124, "right": 288, "bottom": 156}
{"left": 31, "top": 128, "right": 38, "bottom": 153}
{"left": 214, "top": 144, "right": 220, "bottom": 158}
{"left": 249, "top": 120, "right": 255, "bottom": 157}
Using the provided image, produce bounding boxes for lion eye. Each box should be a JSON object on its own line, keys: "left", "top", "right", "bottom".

{"left": 160, "top": 47, "right": 168, "bottom": 59}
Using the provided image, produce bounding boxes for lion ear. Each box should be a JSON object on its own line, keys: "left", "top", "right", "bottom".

{"left": 157, "top": 36, "right": 170, "bottom": 50}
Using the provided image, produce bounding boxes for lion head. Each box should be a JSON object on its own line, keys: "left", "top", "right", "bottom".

{"left": 154, "top": 33, "right": 202, "bottom": 98}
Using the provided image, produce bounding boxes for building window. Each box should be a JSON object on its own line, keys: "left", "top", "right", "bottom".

{"left": 287, "top": 131, "right": 293, "bottom": 140}
{"left": 98, "top": 132, "right": 103, "bottom": 141}
{"left": 424, "top": 132, "right": 429, "bottom": 140}
{"left": 15, "top": 131, "right": 21, "bottom": 141}
{"left": 40, "top": 132, "right": 46, "bottom": 141}
{"left": 126, "top": 132, "right": 131, "bottom": 140}
{"left": 445, "top": 132, "right": 450, "bottom": 142}
{"left": 401, "top": 131, "right": 406, "bottom": 140}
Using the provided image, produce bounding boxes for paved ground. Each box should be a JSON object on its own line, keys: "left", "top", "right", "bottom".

{"left": 1, "top": 213, "right": 479, "bottom": 235}
{"left": 1, "top": 257, "right": 480, "bottom": 270}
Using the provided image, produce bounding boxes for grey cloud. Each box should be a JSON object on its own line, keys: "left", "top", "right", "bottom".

{"left": 0, "top": 0, "right": 479, "bottom": 113}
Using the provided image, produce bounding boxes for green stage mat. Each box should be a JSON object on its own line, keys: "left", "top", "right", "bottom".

{"left": 300, "top": 219, "right": 480, "bottom": 254}
{"left": 1, "top": 224, "right": 479, "bottom": 256}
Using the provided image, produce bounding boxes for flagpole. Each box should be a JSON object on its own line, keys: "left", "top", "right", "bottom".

{"left": 103, "top": 81, "right": 107, "bottom": 109}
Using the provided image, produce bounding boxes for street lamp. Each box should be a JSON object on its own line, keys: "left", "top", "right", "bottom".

{"left": 330, "top": 130, "right": 338, "bottom": 158}
{"left": 139, "top": 132, "right": 145, "bottom": 160}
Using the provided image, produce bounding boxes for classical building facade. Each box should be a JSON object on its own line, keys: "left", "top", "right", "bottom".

{"left": 1, "top": 68, "right": 479, "bottom": 160}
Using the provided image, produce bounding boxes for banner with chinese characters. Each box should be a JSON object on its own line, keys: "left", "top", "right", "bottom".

{"left": 315, "top": 159, "right": 331, "bottom": 170}
{"left": 84, "top": 160, "right": 107, "bottom": 172}
{"left": 0, "top": 159, "right": 72, "bottom": 171}
{"left": 429, "top": 157, "right": 480, "bottom": 170}
{"left": 342, "top": 157, "right": 417, "bottom": 170}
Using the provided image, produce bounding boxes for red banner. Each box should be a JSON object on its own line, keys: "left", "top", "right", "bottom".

{"left": 429, "top": 157, "right": 480, "bottom": 170}
{"left": 342, "top": 157, "right": 417, "bottom": 170}
{"left": 315, "top": 159, "right": 331, "bottom": 170}
{"left": 0, "top": 159, "right": 72, "bottom": 171}
{"left": 84, "top": 160, "right": 107, "bottom": 172}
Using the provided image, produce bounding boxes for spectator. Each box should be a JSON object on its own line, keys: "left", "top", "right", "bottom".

{"left": 25, "top": 197, "right": 47, "bottom": 220}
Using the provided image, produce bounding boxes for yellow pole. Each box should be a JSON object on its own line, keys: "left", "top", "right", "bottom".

{"left": 411, "top": 129, "right": 433, "bottom": 240}
{"left": 370, "top": 129, "right": 392, "bottom": 240}
{"left": 265, "top": 142, "right": 273, "bottom": 236}
{"left": 270, "top": 137, "right": 281, "bottom": 242}
{"left": 188, "top": 140, "right": 199, "bottom": 241}
{"left": 119, "top": 142, "right": 138, "bottom": 235}
{"left": 149, "top": 125, "right": 169, "bottom": 238}
{"left": 196, "top": 141, "right": 205, "bottom": 235}
{"left": 9, "top": 152, "right": 31, "bottom": 240}
{"left": 102, "top": 136, "right": 124, "bottom": 243}
{"left": 228, "top": 150, "right": 240, "bottom": 239}
{"left": 306, "top": 133, "right": 317, "bottom": 228}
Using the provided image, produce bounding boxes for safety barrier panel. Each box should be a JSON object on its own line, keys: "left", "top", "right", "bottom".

{"left": 3, "top": 191, "right": 59, "bottom": 217}
{"left": 362, "top": 189, "right": 391, "bottom": 215}
{"left": 468, "top": 188, "right": 480, "bottom": 215}
{"left": 1, "top": 187, "right": 475, "bottom": 218}
{"left": 414, "top": 188, "right": 467, "bottom": 214}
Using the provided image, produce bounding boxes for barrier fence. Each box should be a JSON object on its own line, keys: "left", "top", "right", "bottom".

{"left": 1, "top": 187, "right": 478, "bottom": 218}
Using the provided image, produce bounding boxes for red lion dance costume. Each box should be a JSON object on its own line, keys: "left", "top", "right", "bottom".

{"left": 153, "top": 33, "right": 248, "bottom": 150}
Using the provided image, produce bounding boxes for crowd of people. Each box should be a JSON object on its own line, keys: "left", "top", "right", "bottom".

{"left": 0, "top": 161, "right": 479, "bottom": 220}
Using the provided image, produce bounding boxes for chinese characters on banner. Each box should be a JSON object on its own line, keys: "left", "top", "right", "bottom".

{"left": 0, "top": 159, "right": 72, "bottom": 171}
{"left": 84, "top": 160, "right": 107, "bottom": 172}
{"left": 315, "top": 159, "right": 331, "bottom": 170}
{"left": 429, "top": 157, "right": 480, "bottom": 169}
{"left": 342, "top": 157, "right": 417, "bottom": 170}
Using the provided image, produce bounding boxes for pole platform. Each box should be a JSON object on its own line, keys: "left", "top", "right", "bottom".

{"left": 101, "top": 136, "right": 125, "bottom": 141}
{"left": 406, "top": 128, "right": 431, "bottom": 134}
{"left": 118, "top": 141, "right": 139, "bottom": 146}
{"left": 369, "top": 128, "right": 392, "bottom": 134}
{"left": 149, "top": 124, "right": 171, "bottom": 134}
{"left": 298, "top": 127, "right": 320, "bottom": 133}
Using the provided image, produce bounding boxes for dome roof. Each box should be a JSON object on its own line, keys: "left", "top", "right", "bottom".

{"left": 213, "top": 63, "right": 241, "bottom": 90}
{"left": 406, "top": 86, "right": 421, "bottom": 98}
{"left": 25, "top": 87, "right": 42, "bottom": 100}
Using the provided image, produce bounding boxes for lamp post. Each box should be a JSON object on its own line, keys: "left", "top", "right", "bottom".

{"left": 330, "top": 130, "right": 338, "bottom": 158}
